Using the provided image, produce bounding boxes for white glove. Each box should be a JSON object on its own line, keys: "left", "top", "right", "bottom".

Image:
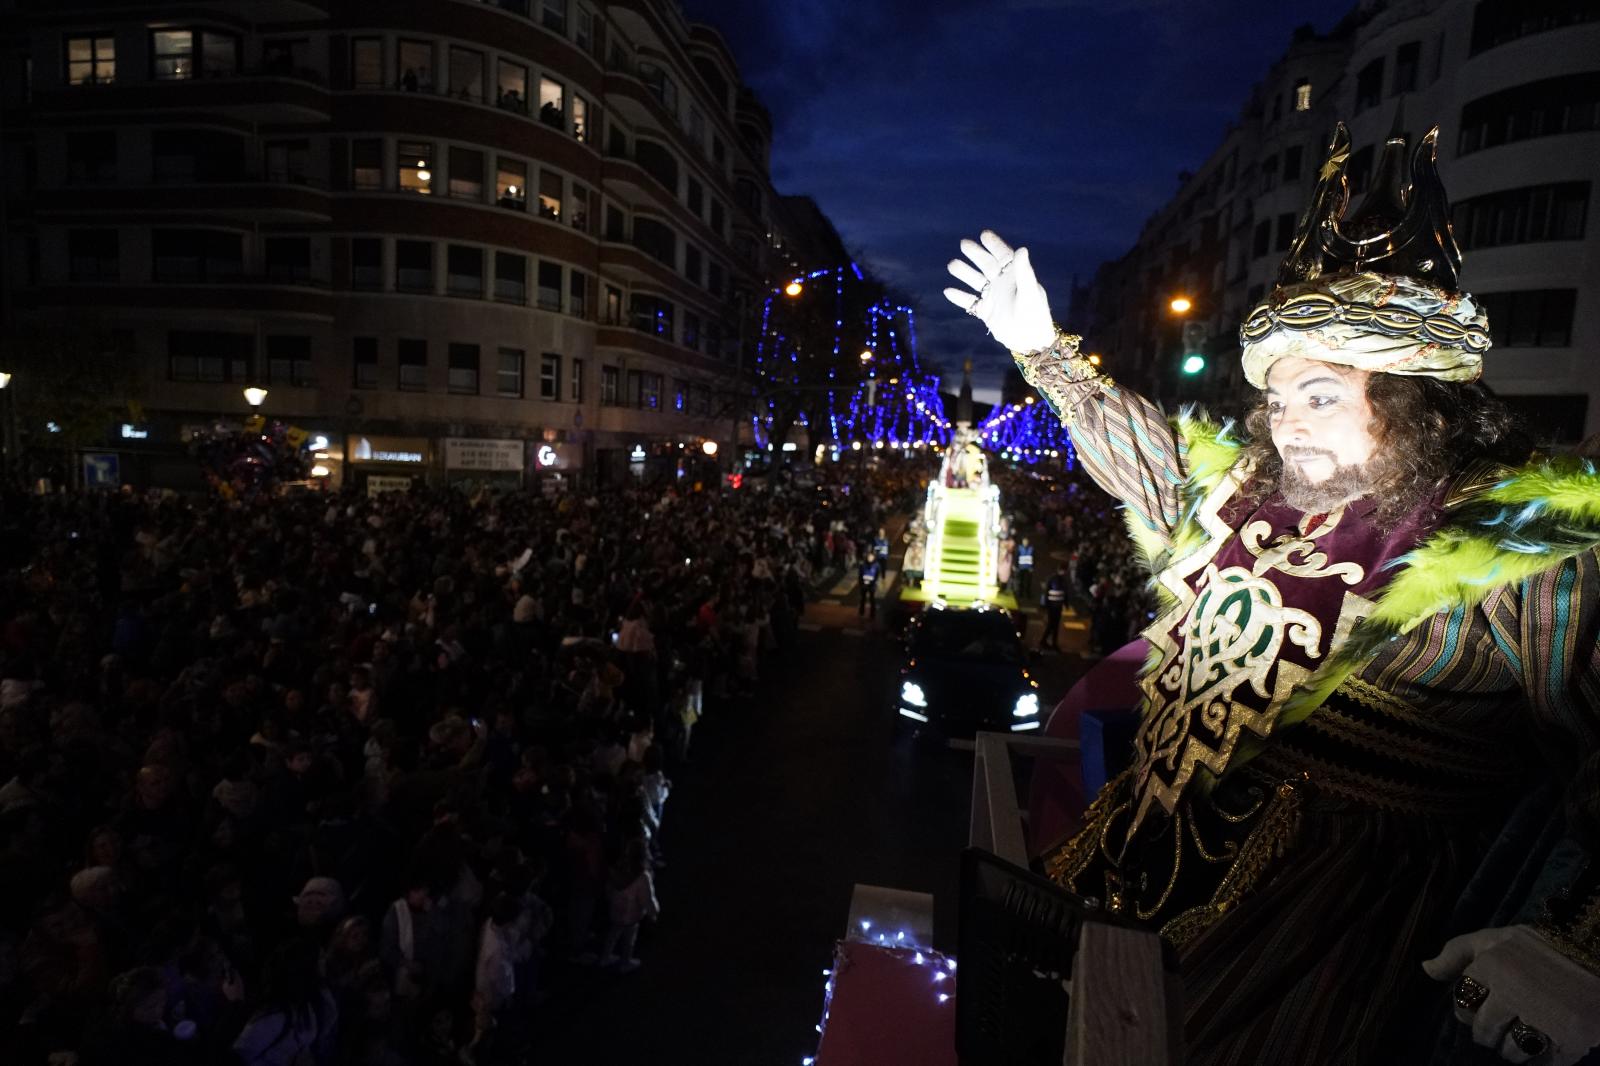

{"left": 1422, "top": 924, "right": 1600, "bottom": 1064}
{"left": 943, "top": 230, "right": 1057, "bottom": 354}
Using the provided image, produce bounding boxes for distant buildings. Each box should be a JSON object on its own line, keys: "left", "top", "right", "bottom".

{"left": 1076, "top": 0, "right": 1600, "bottom": 442}
{"left": 0, "top": 0, "right": 845, "bottom": 490}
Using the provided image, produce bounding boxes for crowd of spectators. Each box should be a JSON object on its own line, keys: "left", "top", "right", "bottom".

{"left": 0, "top": 474, "right": 854, "bottom": 1065}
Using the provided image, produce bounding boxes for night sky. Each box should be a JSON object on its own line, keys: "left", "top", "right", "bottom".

{"left": 679, "top": 0, "right": 1346, "bottom": 401}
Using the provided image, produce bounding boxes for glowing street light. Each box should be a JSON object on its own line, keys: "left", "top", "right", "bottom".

{"left": 242, "top": 387, "right": 269, "bottom": 408}
{"left": 701, "top": 440, "right": 719, "bottom": 456}
{"left": 785, "top": 280, "right": 804, "bottom": 297}
{"left": 858, "top": 349, "right": 873, "bottom": 363}
{"left": 1088, "top": 353, "right": 1102, "bottom": 366}
{"left": 1169, "top": 296, "right": 1193, "bottom": 315}
{"left": 0, "top": 372, "right": 11, "bottom": 389}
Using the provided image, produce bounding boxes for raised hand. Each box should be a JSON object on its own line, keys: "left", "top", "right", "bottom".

{"left": 943, "top": 230, "right": 1057, "bottom": 354}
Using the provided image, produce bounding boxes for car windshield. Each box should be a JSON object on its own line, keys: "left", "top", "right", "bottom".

{"left": 910, "top": 611, "right": 1023, "bottom": 664}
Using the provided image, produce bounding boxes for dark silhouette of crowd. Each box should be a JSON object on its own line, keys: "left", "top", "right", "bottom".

{"left": 0, "top": 477, "right": 839, "bottom": 1065}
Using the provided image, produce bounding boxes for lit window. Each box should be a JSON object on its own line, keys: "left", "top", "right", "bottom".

{"left": 1294, "top": 79, "right": 1312, "bottom": 111}
{"left": 152, "top": 30, "right": 193, "bottom": 80}
{"left": 497, "top": 158, "right": 527, "bottom": 210}
{"left": 66, "top": 35, "right": 115, "bottom": 86}
{"left": 398, "top": 141, "right": 433, "bottom": 194}
{"left": 539, "top": 77, "right": 565, "bottom": 129}
{"left": 538, "top": 168, "right": 563, "bottom": 220}
{"left": 572, "top": 95, "right": 588, "bottom": 143}
{"left": 497, "top": 60, "right": 528, "bottom": 113}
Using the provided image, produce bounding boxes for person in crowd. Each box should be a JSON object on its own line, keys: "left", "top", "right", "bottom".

{"left": 1039, "top": 571, "right": 1068, "bottom": 652}
{"left": 600, "top": 839, "right": 658, "bottom": 973}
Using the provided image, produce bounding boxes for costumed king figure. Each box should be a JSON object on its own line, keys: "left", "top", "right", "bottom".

{"left": 945, "top": 122, "right": 1600, "bottom": 1065}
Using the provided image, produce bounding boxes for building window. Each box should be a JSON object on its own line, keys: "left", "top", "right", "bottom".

{"left": 395, "top": 239, "right": 433, "bottom": 291}
{"left": 1355, "top": 58, "right": 1384, "bottom": 113}
{"left": 605, "top": 286, "right": 623, "bottom": 325}
{"left": 491, "top": 348, "right": 523, "bottom": 398}
{"left": 703, "top": 321, "right": 724, "bottom": 362}
{"left": 151, "top": 29, "right": 237, "bottom": 81}
{"left": 398, "top": 338, "right": 428, "bottom": 391}
{"left": 1470, "top": 0, "right": 1600, "bottom": 56}
{"left": 1259, "top": 154, "right": 1277, "bottom": 194}
{"left": 569, "top": 357, "right": 584, "bottom": 402}
{"left": 537, "top": 260, "right": 563, "bottom": 310}
{"left": 1274, "top": 212, "right": 1296, "bottom": 251}
{"left": 570, "top": 183, "right": 590, "bottom": 232}
{"left": 630, "top": 294, "right": 674, "bottom": 338}
{"left": 707, "top": 261, "right": 724, "bottom": 297}
{"left": 683, "top": 312, "right": 700, "bottom": 351}
{"left": 68, "top": 229, "right": 118, "bottom": 281}
{"left": 446, "top": 245, "right": 484, "bottom": 297}
{"left": 1347, "top": 145, "right": 1374, "bottom": 196}
{"left": 1477, "top": 289, "right": 1577, "bottom": 347}
{"left": 637, "top": 62, "right": 676, "bottom": 115}
{"left": 633, "top": 217, "right": 676, "bottom": 266}
{"left": 66, "top": 131, "right": 116, "bottom": 183}
{"left": 628, "top": 370, "right": 662, "bottom": 410}
{"left": 538, "top": 168, "right": 563, "bottom": 220}
{"left": 684, "top": 244, "right": 702, "bottom": 285}
{"left": 572, "top": 95, "right": 589, "bottom": 143}
{"left": 605, "top": 204, "right": 626, "bottom": 241}
{"left": 1457, "top": 73, "right": 1600, "bottom": 156}
{"left": 264, "top": 140, "right": 310, "bottom": 184}
{"left": 351, "top": 238, "right": 382, "bottom": 289}
{"left": 711, "top": 200, "right": 725, "bottom": 236}
{"left": 1454, "top": 182, "right": 1590, "bottom": 249}
{"left": 261, "top": 38, "right": 308, "bottom": 76}
{"left": 497, "top": 158, "right": 527, "bottom": 209}
{"left": 446, "top": 146, "right": 484, "bottom": 200}
{"left": 687, "top": 177, "right": 704, "bottom": 217}
{"left": 600, "top": 365, "right": 620, "bottom": 406}
{"left": 448, "top": 344, "right": 479, "bottom": 394}
{"left": 1294, "top": 78, "right": 1312, "bottom": 111}
{"left": 448, "top": 45, "right": 485, "bottom": 103}
{"left": 397, "top": 39, "right": 431, "bottom": 91}
{"left": 266, "top": 335, "right": 313, "bottom": 387}
{"left": 65, "top": 34, "right": 115, "bottom": 85}
{"left": 399, "top": 141, "right": 433, "bottom": 195}
{"left": 673, "top": 378, "right": 689, "bottom": 412}
{"left": 576, "top": 7, "right": 594, "bottom": 52}
{"left": 1251, "top": 219, "right": 1271, "bottom": 258}
{"left": 538, "top": 354, "right": 561, "bottom": 400}
{"left": 152, "top": 228, "right": 243, "bottom": 282}
{"left": 152, "top": 129, "right": 245, "bottom": 182}
{"left": 1392, "top": 41, "right": 1420, "bottom": 95}
{"left": 636, "top": 140, "right": 679, "bottom": 193}
{"left": 1282, "top": 145, "right": 1303, "bottom": 182}
{"left": 353, "top": 337, "right": 378, "bottom": 389}
{"left": 497, "top": 60, "right": 528, "bottom": 113}
{"left": 351, "top": 138, "right": 383, "bottom": 190}
{"left": 539, "top": 77, "right": 565, "bottom": 129}
{"left": 351, "top": 37, "right": 383, "bottom": 88}
{"left": 494, "top": 252, "right": 526, "bottom": 303}
{"left": 168, "top": 330, "right": 251, "bottom": 383}
{"left": 264, "top": 237, "right": 312, "bottom": 283}
{"left": 542, "top": 0, "right": 568, "bottom": 34}
{"left": 568, "top": 271, "right": 588, "bottom": 318}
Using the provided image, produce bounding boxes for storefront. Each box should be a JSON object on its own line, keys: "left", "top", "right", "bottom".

{"left": 530, "top": 440, "right": 583, "bottom": 495}
{"left": 347, "top": 433, "right": 429, "bottom": 493}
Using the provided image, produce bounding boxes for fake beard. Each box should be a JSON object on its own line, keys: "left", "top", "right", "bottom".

{"left": 1278, "top": 449, "right": 1379, "bottom": 514}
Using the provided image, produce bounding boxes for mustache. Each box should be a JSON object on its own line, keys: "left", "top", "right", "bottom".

{"left": 1280, "top": 446, "right": 1337, "bottom": 461}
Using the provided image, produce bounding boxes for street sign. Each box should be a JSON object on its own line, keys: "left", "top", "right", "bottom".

{"left": 82, "top": 452, "right": 120, "bottom": 489}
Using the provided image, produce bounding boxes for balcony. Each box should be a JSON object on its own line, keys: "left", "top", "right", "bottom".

{"left": 38, "top": 65, "right": 331, "bottom": 121}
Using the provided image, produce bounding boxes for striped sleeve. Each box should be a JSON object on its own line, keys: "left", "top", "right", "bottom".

{"left": 1484, "top": 546, "right": 1600, "bottom": 843}
{"left": 1045, "top": 378, "right": 1187, "bottom": 543}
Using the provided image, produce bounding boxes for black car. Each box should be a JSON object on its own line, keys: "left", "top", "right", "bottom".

{"left": 896, "top": 607, "right": 1042, "bottom": 737}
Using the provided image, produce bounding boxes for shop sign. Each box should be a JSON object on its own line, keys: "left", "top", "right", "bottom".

{"left": 534, "top": 443, "right": 581, "bottom": 470}
{"left": 444, "top": 438, "right": 524, "bottom": 471}
{"left": 120, "top": 423, "right": 149, "bottom": 440}
{"left": 629, "top": 444, "right": 647, "bottom": 462}
{"left": 366, "top": 475, "right": 414, "bottom": 497}
{"left": 349, "top": 435, "right": 428, "bottom": 464}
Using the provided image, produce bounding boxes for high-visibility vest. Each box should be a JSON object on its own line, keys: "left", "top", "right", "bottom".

{"left": 1018, "top": 546, "right": 1034, "bottom": 568}
{"left": 1046, "top": 585, "right": 1067, "bottom": 604}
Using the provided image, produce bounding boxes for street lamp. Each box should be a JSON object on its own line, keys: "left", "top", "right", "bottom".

{"left": 784, "top": 281, "right": 804, "bottom": 297}
{"left": 858, "top": 349, "right": 873, "bottom": 364}
{"left": 701, "top": 440, "right": 718, "bottom": 457}
{"left": 1169, "top": 296, "right": 1193, "bottom": 315}
{"left": 0, "top": 372, "right": 11, "bottom": 389}
{"left": 243, "top": 386, "right": 269, "bottom": 408}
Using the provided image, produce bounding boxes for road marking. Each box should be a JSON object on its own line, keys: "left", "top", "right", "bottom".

{"left": 829, "top": 574, "right": 859, "bottom": 597}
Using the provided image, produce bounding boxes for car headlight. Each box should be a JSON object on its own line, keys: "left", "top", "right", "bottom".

{"left": 1012, "top": 692, "right": 1039, "bottom": 719}
{"left": 901, "top": 680, "right": 927, "bottom": 708}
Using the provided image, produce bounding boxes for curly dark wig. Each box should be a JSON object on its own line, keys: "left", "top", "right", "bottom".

{"left": 1239, "top": 376, "right": 1533, "bottom": 528}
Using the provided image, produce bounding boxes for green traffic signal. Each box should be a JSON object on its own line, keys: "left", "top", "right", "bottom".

{"left": 1181, "top": 354, "right": 1206, "bottom": 375}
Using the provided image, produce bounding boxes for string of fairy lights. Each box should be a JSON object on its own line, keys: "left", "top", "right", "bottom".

{"left": 750, "top": 265, "right": 1075, "bottom": 469}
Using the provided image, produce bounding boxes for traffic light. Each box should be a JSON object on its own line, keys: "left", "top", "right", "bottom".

{"left": 1179, "top": 321, "right": 1207, "bottom": 376}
